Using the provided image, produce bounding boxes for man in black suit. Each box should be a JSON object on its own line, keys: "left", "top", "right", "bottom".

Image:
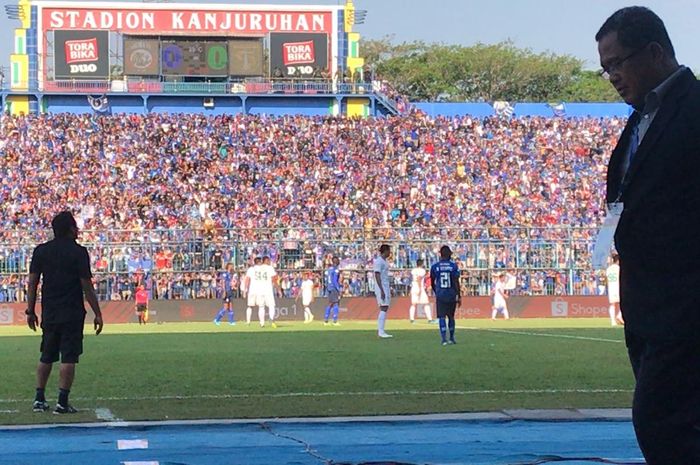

{"left": 597, "top": 7, "right": 700, "bottom": 464}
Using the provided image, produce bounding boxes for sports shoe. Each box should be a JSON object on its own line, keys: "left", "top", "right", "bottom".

{"left": 428, "top": 319, "right": 438, "bottom": 324}
{"left": 213, "top": 319, "right": 221, "bottom": 326}
{"left": 308, "top": 315, "right": 314, "bottom": 323}
{"left": 229, "top": 321, "right": 237, "bottom": 326}
{"left": 323, "top": 321, "right": 330, "bottom": 326}
{"left": 332, "top": 322, "right": 341, "bottom": 326}
{"left": 33, "top": 400, "right": 50, "bottom": 412}
{"left": 410, "top": 320, "right": 415, "bottom": 324}
{"left": 53, "top": 404, "right": 78, "bottom": 414}
{"left": 378, "top": 332, "right": 393, "bottom": 338}
{"left": 449, "top": 339, "right": 457, "bottom": 345}
{"left": 442, "top": 341, "right": 448, "bottom": 346}
{"left": 271, "top": 322, "right": 277, "bottom": 329}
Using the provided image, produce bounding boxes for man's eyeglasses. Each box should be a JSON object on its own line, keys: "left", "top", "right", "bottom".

{"left": 598, "top": 47, "right": 646, "bottom": 80}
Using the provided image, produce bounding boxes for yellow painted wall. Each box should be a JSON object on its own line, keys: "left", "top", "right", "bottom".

{"left": 10, "top": 54, "right": 29, "bottom": 90}
{"left": 19, "top": 0, "right": 31, "bottom": 29}
{"left": 6, "top": 95, "right": 30, "bottom": 115}
{"left": 346, "top": 98, "right": 369, "bottom": 117}
{"left": 14, "top": 29, "right": 26, "bottom": 54}
{"left": 11, "top": 0, "right": 31, "bottom": 92}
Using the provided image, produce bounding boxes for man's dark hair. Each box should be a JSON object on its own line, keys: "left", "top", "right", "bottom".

{"left": 416, "top": 259, "right": 424, "bottom": 267}
{"left": 595, "top": 6, "right": 675, "bottom": 58}
{"left": 440, "top": 246, "right": 452, "bottom": 260}
{"left": 254, "top": 257, "right": 262, "bottom": 264}
{"left": 379, "top": 244, "right": 390, "bottom": 254}
{"left": 51, "top": 211, "right": 77, "bottom": 238}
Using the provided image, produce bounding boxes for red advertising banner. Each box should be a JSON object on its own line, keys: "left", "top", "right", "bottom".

{"left": 64, "top": 37, "right": 98, "bottom": 63}
{"left": 0, "top": 296, "right": 612, "bottom": 326}
{"left": 42, "top": 8, "right": 333, "bottom": 35}
{"left": 283, "top": 40, "right": 315, "bottom": 65}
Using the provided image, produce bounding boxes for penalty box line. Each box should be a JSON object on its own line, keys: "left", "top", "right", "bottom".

{"left": 0, "top": 388, "right": 633, "bottom": 404}
{"left": 459, "top": 326, "right": 624, "bottom": 344}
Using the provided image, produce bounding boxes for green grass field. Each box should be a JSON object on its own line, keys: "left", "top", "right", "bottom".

{"left": 0, "top": 319, "right": 634, "bottom": 426}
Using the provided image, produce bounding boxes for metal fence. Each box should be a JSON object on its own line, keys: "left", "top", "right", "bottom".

{"left": 7, "top": 78, "right": 380, "bottom": 96}
{"left": 0, "top": 227, "right": 604, "bottom": 302}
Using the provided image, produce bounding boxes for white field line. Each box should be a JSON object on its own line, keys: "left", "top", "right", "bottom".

{"left": 459, "top": 326, "right": 624, "bottom": 344}
{"left": 95, "top": 407, "right": 122, "bottom": 422}
{"left": 0, "top": 409, "right": 19, "bottom": 413}
{"left": 0, "top": 388, "right": 633, "bottom": 404}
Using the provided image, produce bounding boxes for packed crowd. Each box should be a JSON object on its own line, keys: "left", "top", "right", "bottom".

{"left": 0, "top": 112, "right": 622, "bottom": 233}
{"left": 0, "top": 111, "right": 624, "bottom": 301}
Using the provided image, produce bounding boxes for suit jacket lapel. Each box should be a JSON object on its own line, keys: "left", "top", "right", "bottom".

{"left": 606, "top": 113, "right": 638, "bottom": 203}
{"left": 622, "top": 69, "right": 696, "bottom": 188}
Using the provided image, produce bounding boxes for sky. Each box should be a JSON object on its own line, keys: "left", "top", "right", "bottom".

{"left": 1, "top": 0, "right": 698, "bottom": 72}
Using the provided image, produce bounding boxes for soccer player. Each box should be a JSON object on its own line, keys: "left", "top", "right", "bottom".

{"left": 409, "top": 259, "right": 434, "bottom": 324}
{"left": 213, "top": 263, "right": 236, "bottom": 326}
{"left": 491, "top": 273, "right": 510, "bottom": 320}
{"left": 374, "top": 244, "right": 393, "bottom": 338}
{"left": 324, "top": 257, "right": 342, "bottom": 326}
{"left": 430, "top": 245, "right": 461, "bottom": 345}
{"left": 297, "top": 272, "right": 315, "bottom": 323}
{"left": 606, "top": 254, "right": 623, "bottom": 326}
{"left": 260, "top": 256, "right": 279, "bottom": 328}
{"left": 243, "top": 257, "right": 262, "bottom": 325}
{"left": 135, "top": 285, "right": 149, "bottom": 325}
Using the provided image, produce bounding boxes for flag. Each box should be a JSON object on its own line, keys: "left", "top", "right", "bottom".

{"left": 549, "top": 102, "right": 566, "bottom": 117}
{"left": 492, "top": 101, "right": 514, "bottom": 118}
{"left": 87, "top": 95, "right": 109, "bottom": 113}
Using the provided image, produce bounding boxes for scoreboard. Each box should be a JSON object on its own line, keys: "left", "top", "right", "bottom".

{"left": 161, "top": 40, "right": 228, "bottom": 76}
{"left": 123, "top": 37, "right": 265, "bottom": 77}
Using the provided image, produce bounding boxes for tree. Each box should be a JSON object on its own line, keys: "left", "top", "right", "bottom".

{"left": 362, "top": 39, "right": 623, "bottom": 102}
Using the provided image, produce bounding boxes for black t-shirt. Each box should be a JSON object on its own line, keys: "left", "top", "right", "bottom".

{"left": 29, "top": 237, "right": 92, "bottom": 324}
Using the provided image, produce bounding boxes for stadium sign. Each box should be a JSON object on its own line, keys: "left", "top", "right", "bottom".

{"left": 0, "top": 305, "right": 13, "bottom": 325}
{"left": 44, "top": 9, "right": 332, "bottom": 35}
{"left": 54, "top": 30, "right": 109, "bottom": 79}
{"left": 270, "top": 33, "right": 328, "bottom": 77}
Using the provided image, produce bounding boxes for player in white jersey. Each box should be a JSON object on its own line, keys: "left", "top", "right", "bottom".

{"left": 409, "top": 259, "right": 434, "bottom": 323}
{"left": 297, "top": 272, "right": 315, "bottom": 323}
{"left": 491, "top": 273, "right": 510, "bottom": 320}
{"left": 243, "top": 257, "right": 263, "bottom": 325}
{"left": 259, "top": 256, "right": 280, "bottom": 328}
{"left": 374, "top": 244, "right": 393, "bottom": 338}
{"left": 606, "top": 254, "right": 623, "bottom": 326}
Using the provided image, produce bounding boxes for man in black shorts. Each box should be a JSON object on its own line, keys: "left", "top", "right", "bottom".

{"left": 26, "top": 211, "right": 103, "bottom": 414}
{"left": 429, "top": 246, "right": 461, "bottom": 346}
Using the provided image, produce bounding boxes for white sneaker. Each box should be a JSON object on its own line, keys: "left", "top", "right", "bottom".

{"left": 378, "top": 332, "right": 393, "bottom": 338}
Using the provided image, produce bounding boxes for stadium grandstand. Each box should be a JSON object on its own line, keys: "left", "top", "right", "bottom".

{"left": 0, "top": 0, "right": 628, "bottom": 320}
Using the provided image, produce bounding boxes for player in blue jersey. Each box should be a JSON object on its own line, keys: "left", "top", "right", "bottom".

{"left": 324, "top": 257, "right": 342, "bottom": 326}
{"left": 430, "top": 246, "right": 461, "bottom": 345}
{"left": 213, "top": 263, "right": 236, "bottom": 326}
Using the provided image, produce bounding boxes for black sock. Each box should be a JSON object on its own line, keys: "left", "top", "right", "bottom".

{"left": 35, "top": 388, "right": 46, "bottom": 402}
{"left": 58, "top": 388, "right": 70, "bottom": 406}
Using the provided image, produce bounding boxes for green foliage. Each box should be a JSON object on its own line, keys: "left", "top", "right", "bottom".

{"left": 363, "top": 37, "right": 623, "bottom": 102}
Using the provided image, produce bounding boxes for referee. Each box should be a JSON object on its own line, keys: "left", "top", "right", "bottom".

{"left": 26, "top": 211, "right": 103, "bottom": 414}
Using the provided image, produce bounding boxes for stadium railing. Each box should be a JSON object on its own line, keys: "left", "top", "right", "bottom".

{"left": 4, "top": 79, "right": 382, "bottom": 96}
{"left": 0, "top": 227, "right": 603, "bottom": 302}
